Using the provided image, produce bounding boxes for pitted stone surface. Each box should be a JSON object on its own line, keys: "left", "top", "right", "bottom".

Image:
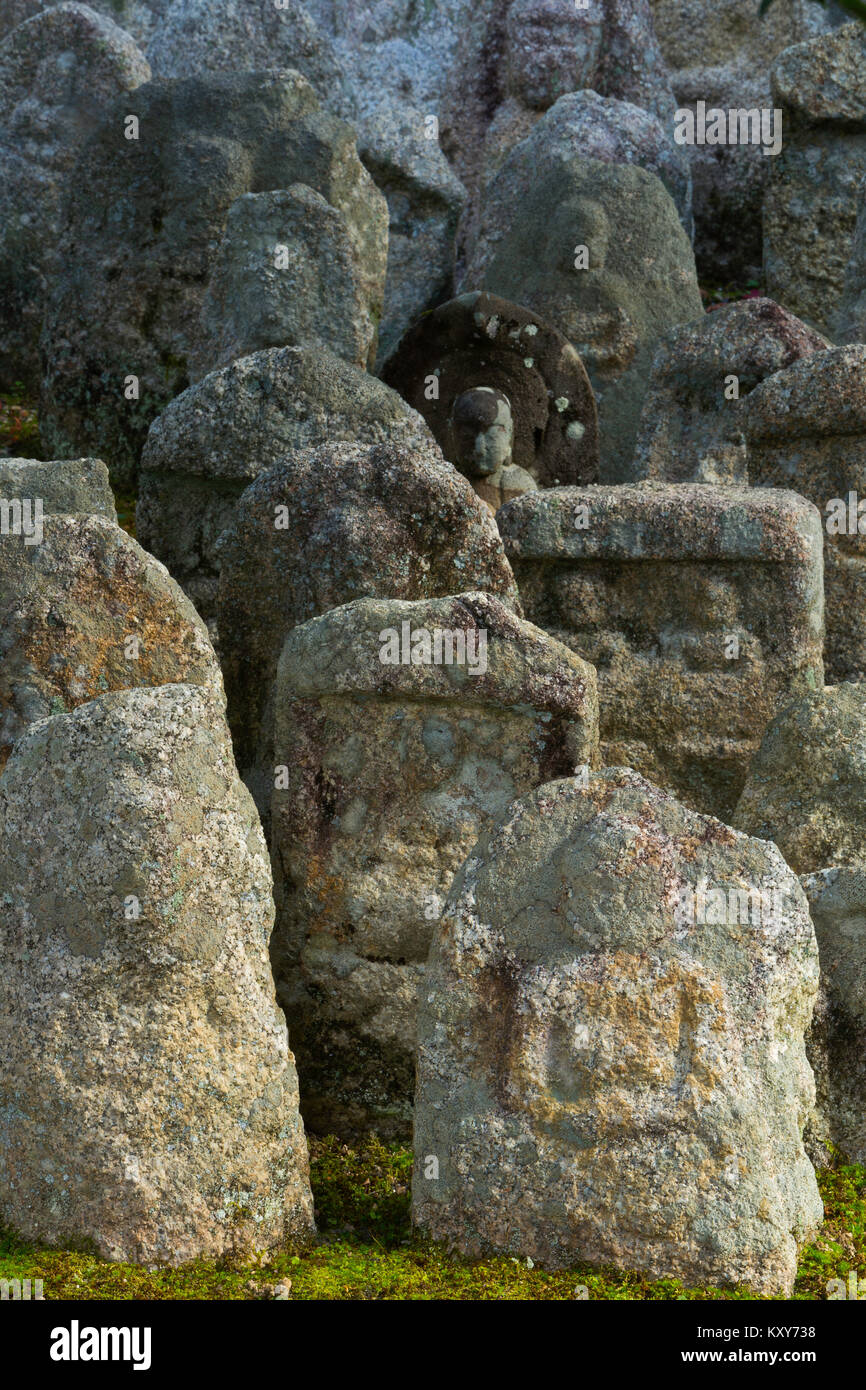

{"left": 732, "top": 683, "right": 866, "bottom": 877}
{"left": 801, "top": 866, "right": 866, "bottom": 1165}
{"left": 0, "top": 683, "right": 315, "bottom": 1264}
{"left": 146, "top": 0, "right": 464, "bottom": 368}
{"left": 442, "top": 0, "right": 679, "bottom": 260}
{"left": 651, "top": 0, "right": 835, "bottom": 280}
{"left": 633, "top": 299, "right": 828, "bottom": 485}
{"left": 146, "top": 0, "right": 343, "bottom": 94}
{"left": 270, "top": 591, "right": 598, "bottom": 1139}
{"left": 39, "top": 69, "right": 387, "bottom": 488}
{"left": 459, "top": 90, "right": 692, "bottom": 279}
{"left": 190, "top": 185, "right": 385, "bottom": 378}
{"left": 412, "top": 767, "right": 822, "bottom": 1296}
{"left": 744, "top": 346, "right": 866, "bottom": 683}
{"left": 463, "top": 151, "right": 702, "bottom": 479}
{"left": 216, "top": 438, "right": 522, "bottom": 798}
{"left": 137, "top": 345, "right": 435, "bottom": 621}
{"left": 765, "top": 23, "right": 866, "bottom": 336}
{"left": 0, "top": 456, "right": 116, "bottom": 519}
{"left": 0, "top": 512, "right": 223, "bottom": 770}
{"left": 498, "top": 484, "right": 825, "bottom": 818}
{"left": 0, "top": 3, "right": 150, "bottom": 390}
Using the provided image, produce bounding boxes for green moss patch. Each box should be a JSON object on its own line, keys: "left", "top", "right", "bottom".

{"left": 1, "top": 1140, "right": 863, "bottom": 1301}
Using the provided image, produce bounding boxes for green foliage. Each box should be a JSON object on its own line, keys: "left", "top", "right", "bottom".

{"left": 1, "top": 1144, "right": 864, "bottom": 1300}
{"left": 700, "top": 279, "right": 763, "bottom": 311}
{"left": 309, "top": 1135, "right": 412, "bottom": 1245}
{"left": 113, "top": 491, "right": 137, "bottom": 537}
{"left": 0, "top": 383, "right": 40, "bottom": 458}
{"left": 795, "top": 1163, "right": 866, "bottom": 1298}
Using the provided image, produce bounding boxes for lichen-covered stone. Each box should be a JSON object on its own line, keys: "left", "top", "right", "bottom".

{"left": 216, "top": 439, "right": 522, "bottom": 803}
{"left": 717, "top": 667, "right": 866, "bottom": 1167}
{"left": 732, "top": 683, "right": 866, "bottom": 876}
{"left": 463, "top": 147, "right": 702, "bottom": 479}
{"left": 190, "top": 186, "right": 386, "bottom": 378}
{"left": 145, "top": 0, "right": 464, "bottom": 371}
{"left": 0, "top": 512, "right": 223, "bottom": 769}
{"left": 0, "top": 456, "right": 116, "bottom": 519}
{"left": 0, "top": 683, "right": 314, "bottom": 1264}
{"left": 743, "top": 345, "right": 866, "bottom": 683}
{"left": 270, "top": 591, "right": 598, "bottom": 1139}
{"left": 464, "top": 89, "right": 695, "bottom": 276}
{"left": 836, "top": 170, "right": 866, "bottom": 345}
{"left": 498, "top": 484, "right": 825, "bottom": 818}
{"left": 347, "top": 95, "right": 466, "bottom": 369}
{"left": 146, "top": 0, "right": 343, "bottom": 95}
{"left": 633, "top": 299, "right": 828, "bottom": 484}
{"left": 412, "top": 767, "right": 822, "bottom": 1296}
{"left": 765, "top": 23, "right": 866, "bottom": 336}
{"left": 442, "top": 0, "right": 679, "bottom": 256}
{"left": 137, "top": 346, "right": 435, "bottom": 621}
{"left": 39, "top": 69, "right": 387, "bottom": 488}
{"left": 800, "top": 866, "right": 866, "bottom": 1165}
{"left": 0, "top": 3, "right": 150, "bottom": 391}
{"left": 650, "top": 0, "right": 835, "bottom": 280}
{"left": 382, "top": 292, "right": 598, "bottom": 502}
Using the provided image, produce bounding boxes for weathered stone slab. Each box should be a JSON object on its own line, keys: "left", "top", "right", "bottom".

{"left": 145, "top": 0, "right": 465, "bottom": 364}
{"left": 137, "top": 345, "right": 435, "bottom": 622}
{"left": 732, "top": 682, "right": 866, "bottom": 876}
{"left": 412, "top": 768, "right": 822, "bottom": 1296}
{"left": 732, "top": 682, "right": 866, "bottom": 1164}
{"left": 801, "top": 866, "right": 866, "bottom": 1165}
{"left": 190, "top": 185, "right": 383, "bottom": 379}
{"left": 459, "top": 90, "right": 692, "bottom": 282}
{"left": 442, "top": 0, "right": 679, "bottom": 257}
{"left": 216, "top": 439, "right": 521, "bottom": 809}
{"left": 270, "top": 591, "right": 598, "bottom": 1140}
{"left": 651, "top": 0, "right": 834, "bottom": 280}
{"left": 765, "top": 22, "right": 866, "bottom": 336}
{"left": 382, "top": 292, "right": 599, "bottom": 508}
{"left": 0, "top": 3, "right": 150, "bottom": 391}
{"left": 0, "top": 683, "right": 314, "bottom": 1264}
{"left": 463, "top": 146, "right": 702, "bottom": 480}
{"left": 39, "top": 69, "right": 387, "bottom": 488}
{"left": 350, "top": 95, "right": 466, "bottom": 368}
{"left": 498, "top": 484, "right": 825, "bottom": 818}
{"left": 743, "top": 345, "right": 866, "bottom": 683}
{"left": 633, "top": 298, "right": 827, "bottom": 484}
{"left": 0, "top": 456, "right": 116, "bottom": 519}
{"left": 0, "top": 512, "right": 222, "bottom": 770}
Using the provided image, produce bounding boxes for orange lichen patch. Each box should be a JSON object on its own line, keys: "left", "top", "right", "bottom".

{"left": 510, "top": 951, "right": 729, "bottom": 1132}
{"left": 302, "top": 854, "right": 349, "bottom": 925}
{"left": 19, "top": 595, "right": 203, "bottom": 706}
{"left": 0, "top": 517, "right": 219, "bottom": 767}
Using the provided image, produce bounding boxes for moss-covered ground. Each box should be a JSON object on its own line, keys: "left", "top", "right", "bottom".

{"left": 1, "top": 1139, "right": 864, "bottom": 1301}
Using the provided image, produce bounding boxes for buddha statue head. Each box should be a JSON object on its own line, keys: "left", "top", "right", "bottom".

{"left": 446, "top": 386, "right": 538, "bottom": 512}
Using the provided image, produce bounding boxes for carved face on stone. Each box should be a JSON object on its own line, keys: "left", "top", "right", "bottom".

{"left": 504, "top": 0, "right": 602, "bottom": 111}
{"left": 446, "top": 387, "right": 514, "bottom": 477}
{"left": 381, "top": 291, "right": 599, "bottom": 490}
